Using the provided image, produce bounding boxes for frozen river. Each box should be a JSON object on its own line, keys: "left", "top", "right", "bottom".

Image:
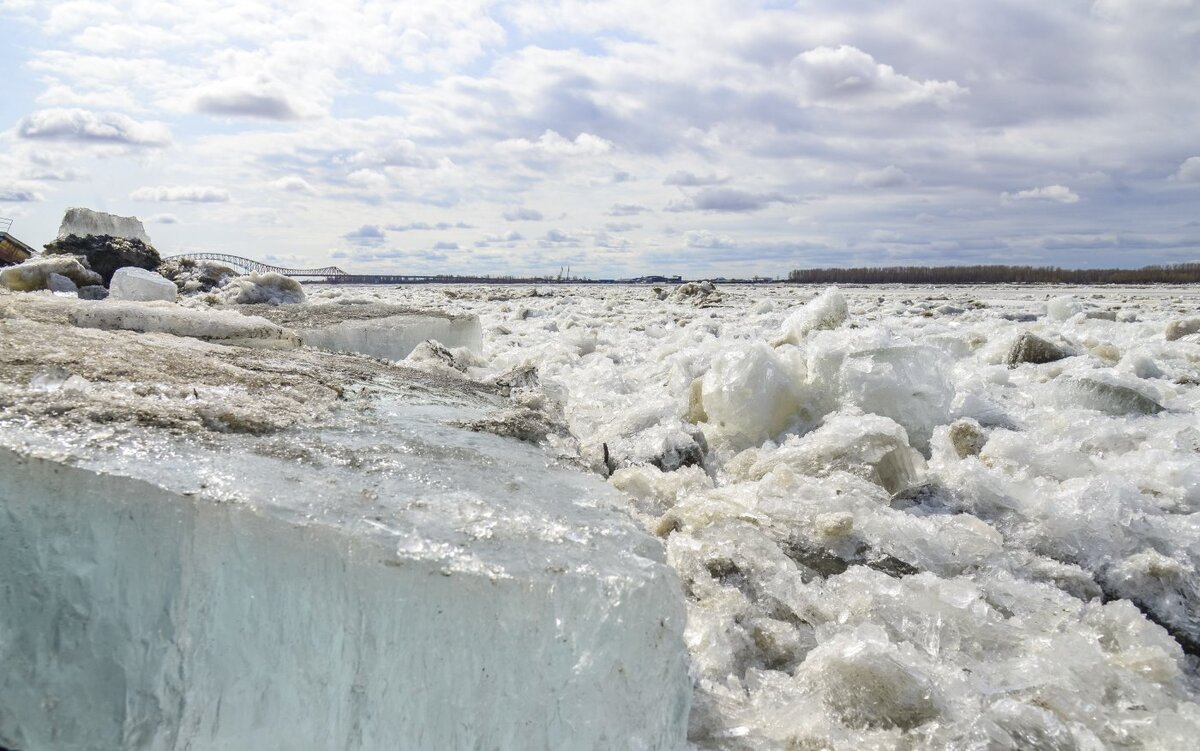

{"left": 2, "top": 280, "right": 1199, "bottom": 750}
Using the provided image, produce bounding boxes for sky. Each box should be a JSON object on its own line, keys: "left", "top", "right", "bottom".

{"left": 0, "top": 0, "right": 1198, "bottom": 279}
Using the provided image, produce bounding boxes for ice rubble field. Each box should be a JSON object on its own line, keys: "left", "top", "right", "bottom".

{"left": 332, "top": 282, "right": 1200, "bottom": 750}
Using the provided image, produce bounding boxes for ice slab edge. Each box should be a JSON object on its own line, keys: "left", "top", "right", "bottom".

{"left": 300, "top": 314, "right": 483, "bottom": 361}
{"left": 0, "top": 448, "right": 690, "bottom": 751}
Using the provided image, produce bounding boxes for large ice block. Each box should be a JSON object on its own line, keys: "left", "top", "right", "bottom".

{"left": 110, "top": 266, "right": 178, "bottom": 302}
{"left": 0, "top": 294, "right": 690, "bottom": 751}
{"left": 247, "top": 302, "right": 483, "bottom": 360}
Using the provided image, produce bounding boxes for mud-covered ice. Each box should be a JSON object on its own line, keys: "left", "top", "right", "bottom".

{"left": 0, "top": 290, "right": 689, "bottom": 750}
{"left": 358, "top": 282, "right": 1200, "bottom": 749}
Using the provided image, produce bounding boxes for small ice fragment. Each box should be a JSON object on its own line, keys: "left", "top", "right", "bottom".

{"left": 109, "top": 267, "right": 177, "bottom": 302}
{"left": 775, "top": 286, "right": 847, "bottom": 345}
{"left": 46, "top": 273, "right": 78, "bottom": 294}
{"left": 1046, "top": 295, "right": 1082, "bottom": 321}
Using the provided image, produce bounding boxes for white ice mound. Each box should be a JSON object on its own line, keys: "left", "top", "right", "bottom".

{"left": 216, "top": 271, "right": 306, "bottom": 305}
{"left": 110, "top": 266, "right": 177, "bottom": 302}
{"left": 838, "top": 345, "right": 954, "bottom": 453}
{"left": 699, "top": 342, "right": 809, "bottom": 448}
{"left": 69, "top": 301, "right": 301, "bottom": 348}
{"left": 57, "top": 206, "right": 150, "bottom": 243}
{"left": 775, "top": 286, "right": 848, "bottom": 345}
{"left": 0, "top": 256, "right": 102, "bottom": 292}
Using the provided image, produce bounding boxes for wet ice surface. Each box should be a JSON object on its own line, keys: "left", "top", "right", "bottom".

{"left": 342, "top": 282, "right": 1200, "bottom": 750}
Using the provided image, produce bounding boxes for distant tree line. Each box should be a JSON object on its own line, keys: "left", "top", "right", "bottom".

{"left": 787, "top": 264, "right": 1200, "bottom": 285}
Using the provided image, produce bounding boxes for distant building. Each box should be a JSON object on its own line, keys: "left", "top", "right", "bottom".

{"left": 0, "top": 219, "right": 36, "bottom": 267}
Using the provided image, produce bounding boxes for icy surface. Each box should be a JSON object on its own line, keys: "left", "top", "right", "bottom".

{"left": 57, "top": 206, "right": 151, "bottom": 242}
{"left": 314, "top": 282, "right": 1200, "bottom": 750}
{"left": 0, "top": 292, "right": 689, "bottom": 750}
{"left": 109, "top": 266, "right": 177, "bottom": 302}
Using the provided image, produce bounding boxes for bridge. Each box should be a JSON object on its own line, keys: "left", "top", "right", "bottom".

{"left": 165, "top": 253, "right": 348, "bottom": 279}
{"left": 163, "top": 252, "right": 554, "bottom": 284}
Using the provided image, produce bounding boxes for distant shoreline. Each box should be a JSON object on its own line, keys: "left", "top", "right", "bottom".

{"left": 787, "top": 264, "right": 1200, "bottom": 285}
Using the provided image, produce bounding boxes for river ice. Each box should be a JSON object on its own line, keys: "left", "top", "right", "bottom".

{"left": 3, "top": 281, "right": 1199, "bottom": 750}
{"left": 340, "top": 282, "right": 1200, "bottom": 750}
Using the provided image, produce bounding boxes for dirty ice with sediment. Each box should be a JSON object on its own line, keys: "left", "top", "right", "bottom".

{"left": 3, "top": 272, "right": 1200, "bottom": 749}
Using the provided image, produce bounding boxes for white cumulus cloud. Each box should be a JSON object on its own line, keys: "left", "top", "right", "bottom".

{"left": 1004, "top": 185, "right": 1080, "bottom": 204}
{"left": 791, "top": 45, "right": 966, "bottom": 108}
{"left": 1171, "top": 157, "right": 1200, "bottom": 183}
{"left": 17, "top": 108, "right": 170, "bottom": 146}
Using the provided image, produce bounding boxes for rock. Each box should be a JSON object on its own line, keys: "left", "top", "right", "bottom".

{"left": 46, "top": 273, "right": 79, "bottom": 294}
{"left": 57, "top": 207, "right": 151, "bottom": 243}
{"left": 159, "top": 257, "right": 240, "bottom": 295}
{"left": 214, "top": 272, "right": 305, "bottom": 305}
{"left": 1165, "top": 318, "right": 1200, "bottom": 341}
{"left": 1006, "top": 332, "right": 1066, "bottom": 367}
{"left": 109, "top": 267, "right": 177, "bottom": 302}
{"left": 42, "top": 234, "right": 161, "bottom": 285}
{"left": 77, "top": 285, "right": 109, "bottom": 301}
{"left": 0, "top": 256, "right": 103, "bottom": 292}
{"left": 948, "top": 419, "right": 986, "bottom": 458}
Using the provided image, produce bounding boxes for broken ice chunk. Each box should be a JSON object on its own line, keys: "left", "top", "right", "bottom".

{"left": 774, "top": 286, "right": 848, "bottom": 346}
{"left": 1055, "top": 376, "right": 1165, "bottom": 416}
{"left": 838, "top": 345, "right": 954, "bottom": 454}
{"left": 46, "top": 272, "right": 78, "bottom": 294}
{"left": 1165, "top": 318, "right": 1200, "bottom": 341}
{"left": 1006, "top": 332, "right": 1067, "bottom": 367}
{"left": 109, "top": 267, "right": 177, "bottom": 302}
{"left": 699, "top": 342, "right": 809, "bottom": 448}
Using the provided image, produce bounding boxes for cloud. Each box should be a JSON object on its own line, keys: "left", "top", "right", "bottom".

{"left": 387, "top": 221, "right": 475, "bottom": 231}
{"left": 666, "top": 187, "right": 793, "bottom": 213}
{"left": 499, "top": 129, "right": 614, "bottom": 158}
{"left": 270, "top": 176, "right": 317, "bottom": 194}
{"left": 503, "top": 207, "right": 544, "bottom": 221}
{"left": 342, "top": 224, "right": 387, "bottom": 246}
{"left": 685, "top": 230, "right": 738, "bottom": 249}
{"left": 130, "top": 185, "right": 232, "bottom": 202}
{"left": 604, "top": 222, "right": 640, "bottom": 232}
{"left": 0, "top": 186, "right": 42, "bottom": 202}
{"left": 17, "top": 108, "right": 170, "bottom": 146}
{"left": 791, "top": 45, "right": 966, "bottom": 108}
{"left": 432, "top": 240, "right": 459, "bottom": 250}
{"left": 607, "top": 203, "right": 649, "bottom": 216}
{"left": 1171, "top": 157, "right": 1200, "bottom": 183}
{"left": 1004, "top": 185, "right": 1080, "bottom": 204}
{"left": 539, "top": 228, "right": 581, "bottom": 247}
{"left": 146, "top": 213, "right": 178, "bottom": 224}
{"left": 855, "top": 165, "right": 912, "bottom": 189}
{"left": 663, "top": 170, "right": 729, "bottom": 186}
{"left": 192, "top": 76, "right": 307, "bottom": 120}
